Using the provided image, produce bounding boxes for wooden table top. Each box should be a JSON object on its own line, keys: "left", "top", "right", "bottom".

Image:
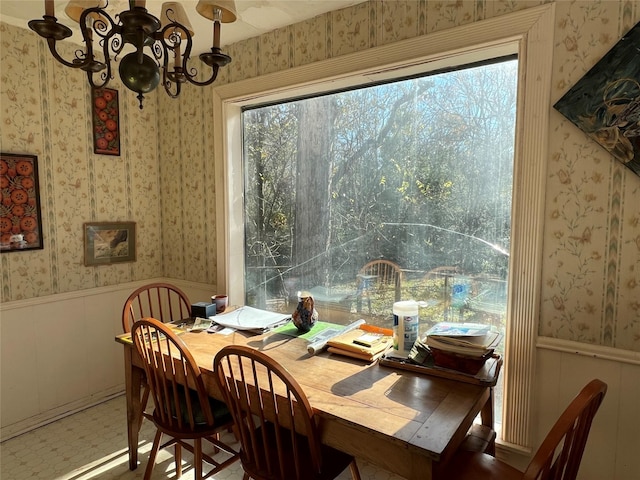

{"left": 117, "top": 326, "right": 490, "bottom": 479}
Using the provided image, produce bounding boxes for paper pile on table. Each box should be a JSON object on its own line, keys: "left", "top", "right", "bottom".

{"left": 425, "top": 322, "right": 502, "bottom": 358}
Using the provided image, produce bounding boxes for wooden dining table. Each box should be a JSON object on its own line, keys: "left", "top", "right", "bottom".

{"left": 115, "top": 323, "right": 496, "bottom": 480}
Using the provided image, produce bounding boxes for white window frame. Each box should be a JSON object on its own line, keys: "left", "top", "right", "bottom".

{"left": 213, "top": 3, "right": 555, "bottom": 451}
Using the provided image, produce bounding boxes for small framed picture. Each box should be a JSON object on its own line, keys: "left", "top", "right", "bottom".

{"left": 1, "top": 153, "right": 44, "bottom": 252}
{"left": 84, "top": 221, "right": 136, "bottom": 266}
{"left": 92, "top": 87, "right": 120, "bottom": 156}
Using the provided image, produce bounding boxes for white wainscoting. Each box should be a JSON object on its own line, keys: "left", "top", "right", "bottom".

{"left": 0, "top": 278, "right": 216, "bottom": 442}
{"left": 530, "top": 338, "right": 640, "bottom": 480}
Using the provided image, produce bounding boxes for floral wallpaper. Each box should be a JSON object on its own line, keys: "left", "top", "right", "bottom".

{"left": 1, "top": 0, "right": 639, "bottom": 352}
{"left": 0, "top": 23, "right": 163, "bottom": 300}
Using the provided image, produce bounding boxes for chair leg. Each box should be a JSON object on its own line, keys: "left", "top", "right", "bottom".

{"left": 349, "top": 459, "right": 361, "bottom": 480}
{"left": 194, "top": 438, "right": 203, "bottom": 480}
{"left": 138, "top": 384, "right": 150, "bottom": 432}
{"left": 144, "top": 430, "right": 163, "bottom": 480}
{"left": 242, "top": 473, "right": 250, "bottom": 480}
{"left": 175, "top": 442, "right": 182, "bottom": 478}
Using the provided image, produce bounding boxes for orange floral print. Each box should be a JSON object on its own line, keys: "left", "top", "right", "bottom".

{"left": 1, "top": 154, "right": 42, "bottom": 251}
{"left": 92, "top": 88, "right": 120, "bottom": 155}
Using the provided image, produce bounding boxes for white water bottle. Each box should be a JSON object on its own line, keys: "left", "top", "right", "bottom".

{"left": 393, "top": 300, "right": 419, "bottom": 354}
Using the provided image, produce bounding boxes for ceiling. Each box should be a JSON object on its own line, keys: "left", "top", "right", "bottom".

{"left": 0, "top": 0, "right": 367, "bottom": 54}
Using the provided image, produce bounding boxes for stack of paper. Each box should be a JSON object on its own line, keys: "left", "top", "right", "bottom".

{"left": 210, "top": 306, "right": 291, "bottom": 333}
{"left": 326, "top": 327, "right": 393, "bottom": 362}
{"left": 424, "top": 322, "right": 502, "bottom": 358}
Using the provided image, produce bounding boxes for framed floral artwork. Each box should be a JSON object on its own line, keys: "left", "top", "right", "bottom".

{"left": 84, "top": 221, "right": 136, "bottom": 266}
{"left": 1, "top": 153, "right": 44, "bottom": 252}
{"left": 554, "top": 21, "right": 640, "bottom": 177}
{"left": 92, "top": 87, "right": 120, "bottom": 156}
{"left": 0, "top": 153, "right": 43, "bottom": 253}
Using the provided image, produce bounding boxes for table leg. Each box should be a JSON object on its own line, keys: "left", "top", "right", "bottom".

{"left": 480, "top": 387, "right": 496, "bottom": 456}
{"left": 480, "top": 387, "right": 494, "bottom": 428}
{"left": 124, "top": 346, "right": 144, "bottom": 470}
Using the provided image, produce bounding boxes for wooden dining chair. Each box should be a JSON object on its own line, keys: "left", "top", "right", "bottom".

{"left": 438, "top": 379, "right": 607, "bottom": 480}
{"left": 122, "top": 282, "right": 192, "bottom": 333}
{"left": 122, "top": 282, "right": 192, "bottom": 433}
{"left": 131, "top": 318, "right": 240, "bottom": 480}
{"left": 356, "top": 259, "right": 403, "bottom": 314}
{"left": 213, "top": 345, "right": 361, "bottom": 480}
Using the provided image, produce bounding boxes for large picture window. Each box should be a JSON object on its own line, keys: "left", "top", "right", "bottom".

{"left": 241, "top": 59, "right": 517, "bottom": 427}
{"left": 215, "top": 4, "right": 554, "bottom": 450}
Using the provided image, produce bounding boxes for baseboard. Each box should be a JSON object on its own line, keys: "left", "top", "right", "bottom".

{"left": 0, "top": 387, "right": 124, "bottom": 443}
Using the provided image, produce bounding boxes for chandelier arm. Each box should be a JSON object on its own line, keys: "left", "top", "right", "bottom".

{"left": 85, "top": 68, "right": 110, "bottom": 89}
{"left": 158, "top": 23, "right": 191, "bottom": 65}
{"left": 178, "top": 33, "right": 227, "bottom": 87}
{"left": 27, "top": 16, "right": 94, "bottom": 70}
{"left": 151, "top": 39, "right": 165, "bottom": 63}
{"left": 163, "top": 66, "right": 182, "bottom": 99}
{"left": 182, "top": 64, "right": 222, "bottom": 87}
{"left": 42, "top": 38, "right": 86, "bottom": 69}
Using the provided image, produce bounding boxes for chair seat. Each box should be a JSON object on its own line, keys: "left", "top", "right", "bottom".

{"left": 439, "top": 450, "right": 523, "bottom": 479}
{"left": 241, "top": 423, "right": 355, "bottom": 480}
{"left": 169, "top": 384, "right": 232, "bottom": 427}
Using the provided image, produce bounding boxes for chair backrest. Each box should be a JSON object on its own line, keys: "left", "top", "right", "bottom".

{"left": 524, "top": 379, "right": 607, "bottom": 480}
{"left": 421, "top": 266, "right": 459, "bottom": 304}
{"left": 122, "top": 282, "right": 191, "bottom": 333}
{"left": 358, "top": 259, "right": 403, "bottom": 301}
{"left": 213, "top": 345, "right": 324, "bottom": 479}
{"left": 131, "top": 318, "right": 215, "bottom": 431}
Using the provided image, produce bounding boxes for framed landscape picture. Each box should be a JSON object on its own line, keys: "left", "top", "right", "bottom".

{"left": 1, "top": 153, "right": 44, "bottom": 252}
{"left": 84, "top": 221, "right": 136, "bottom": 266}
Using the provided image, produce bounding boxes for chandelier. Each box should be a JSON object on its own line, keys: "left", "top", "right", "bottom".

{"left": 28, "top": 0, "right": 237, "bottom": 108}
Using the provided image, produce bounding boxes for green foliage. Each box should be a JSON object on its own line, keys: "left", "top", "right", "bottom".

{"left": 243, "top": 60, "right": 517, "bottom": 303}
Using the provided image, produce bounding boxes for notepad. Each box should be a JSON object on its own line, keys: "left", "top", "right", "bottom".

{"left": 352, "top": 332, "right": 385, "bottom": 347}
{"left": 326, "top": 327, "right": 393, "bottom": 362}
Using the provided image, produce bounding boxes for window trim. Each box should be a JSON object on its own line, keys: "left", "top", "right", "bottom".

{"left": 213, "top": 3, "right": 555, "bottom": 450}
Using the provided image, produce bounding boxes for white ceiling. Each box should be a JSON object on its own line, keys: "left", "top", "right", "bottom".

{"left": 0, "top": 0, "right": 367, "bottom": 54}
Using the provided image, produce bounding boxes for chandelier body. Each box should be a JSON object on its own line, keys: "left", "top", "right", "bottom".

{"left": 28, "top": 1, "right": 236, "bottom": 108}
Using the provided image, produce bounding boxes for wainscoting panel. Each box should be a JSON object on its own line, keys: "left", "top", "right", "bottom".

{"left": 534, "top": 338, "right": 640, "bottom": 479}
{"left": 0, "top": 278, "right": 215, "bottom": 442}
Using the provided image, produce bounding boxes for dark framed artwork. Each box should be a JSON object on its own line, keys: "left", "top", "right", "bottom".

{"left": 84, "top": 221, "right": 136, "bottom": 266}
{"left": 92, "top": 87, "right": 120, "bottom": 156}
{"left": 1, "top": 153, "right": 44, "bottom": 252}
{"left": 554, "top": 21, "right": 640, "bottom": 177}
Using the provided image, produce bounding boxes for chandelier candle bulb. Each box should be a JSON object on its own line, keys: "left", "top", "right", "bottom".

{"left": 393, "top": 300, "right": 419, "bottom": 355}
{"left": 213, "top": 8, "right": 223, "bottom": 48}
{"left": 175, "top": 44, "right": 181, "bottom": 68}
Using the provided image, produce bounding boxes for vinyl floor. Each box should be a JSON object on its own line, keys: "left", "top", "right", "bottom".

{"left": 1, "top": 395, "right": 405, "bottom": 480}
